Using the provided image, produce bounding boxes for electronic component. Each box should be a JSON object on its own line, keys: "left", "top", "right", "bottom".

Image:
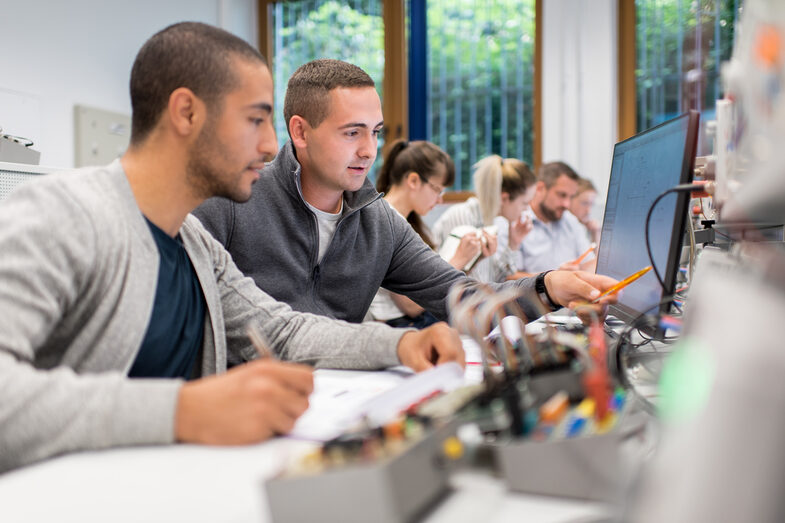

{"left": 267, "top": 284, "right": 643, "bottom": 520}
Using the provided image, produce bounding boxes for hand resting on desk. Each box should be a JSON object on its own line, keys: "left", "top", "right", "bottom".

{"left": 175, "top": 359, "right": 314, "bottom": 444}
{"left": 396, "top": 322, "right": 466, "bottom": 372}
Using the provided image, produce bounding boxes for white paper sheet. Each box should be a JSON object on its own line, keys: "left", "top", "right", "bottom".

{"left": 289, "top": 363, "right": 467, "bottom": 441}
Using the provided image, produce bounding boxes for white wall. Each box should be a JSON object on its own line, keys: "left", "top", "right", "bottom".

{"left": 0, "top": 0, "right": 257, "bottom": 168}
{"left": 542, "top": 0, "right": 618, "bottom": 219}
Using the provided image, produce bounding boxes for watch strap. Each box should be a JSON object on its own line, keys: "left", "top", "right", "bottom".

{"left": 535, "top": 270, "right": 559, "bottom": 311}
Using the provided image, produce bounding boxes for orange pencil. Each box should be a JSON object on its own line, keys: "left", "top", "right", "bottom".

{"left": 591, "top": 265, "right": 652, "bottom": 303}
{"left": 572, "top": 242, "right": 597, "bottom": 265}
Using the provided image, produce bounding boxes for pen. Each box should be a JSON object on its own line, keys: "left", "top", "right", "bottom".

{"left": 246, "top": 322, "right": 274, "bottom": 359}
{"left": 450, "top": 230, "right": 487, "bottom": 243}
{"left": 572, "top": 242, "right": 597, "bottom": 265}
{"left": 591, "top": 265, "right": 652, "bottom": 303}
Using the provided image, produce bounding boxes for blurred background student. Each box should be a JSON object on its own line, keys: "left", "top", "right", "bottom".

{"left": 570, "top": 177, "right": 601, "bottom": 244}
{"left": 368, "top": 139, "right": 479, "bottom": 328}
{"left": 515, "top": 161, "right": 595, "bottom": 274}
{"left": 432, "top": 155, "right": 536, "bottom": 283}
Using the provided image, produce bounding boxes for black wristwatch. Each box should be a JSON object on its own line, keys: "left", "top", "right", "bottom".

{"left": 535, "top": 270, "right": 560, "bottom": 311}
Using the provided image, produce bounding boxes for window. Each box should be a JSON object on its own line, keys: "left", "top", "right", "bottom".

{"left": 261, "top": 0, "right": 536, "bottom": 190}
{"left": 425, "top": 0, "right": 537, "bottom": 190}
{"left": 635, "top": 0, "right": 741, "bottom": 148}
{"left": 267, "top": 0, "right": 385, "bottom": 152}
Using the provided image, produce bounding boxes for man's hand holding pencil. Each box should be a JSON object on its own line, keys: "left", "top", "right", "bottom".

{"left": 173, "top": 323, "right": 313, "bottom": 445}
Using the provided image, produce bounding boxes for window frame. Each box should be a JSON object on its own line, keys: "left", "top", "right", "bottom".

{"left": 618, "top": 0, "right": 637, "bottom": 141}
{"left": 618, "top": 0, "right": 740, "bottom": 141}
{"left": 257, "top": 0, "right": 543, "bottom": 200}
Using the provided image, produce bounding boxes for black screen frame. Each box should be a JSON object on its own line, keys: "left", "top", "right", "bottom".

{"left": 598, "top": 110, "right": 700, "bottom": 335}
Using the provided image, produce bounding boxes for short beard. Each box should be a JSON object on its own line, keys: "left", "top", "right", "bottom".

{"left": 186, "top": 120, "right": 246, "bottom": 203}
{"left": 539, "top": 204, "right": 562, "bottom": 222}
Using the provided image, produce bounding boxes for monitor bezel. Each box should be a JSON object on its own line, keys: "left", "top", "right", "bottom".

{"left": 600, "top": 110, "right": 700, "bottom": 334}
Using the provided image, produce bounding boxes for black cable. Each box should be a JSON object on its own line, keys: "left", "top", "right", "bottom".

{"left": 612, "top": 295, "right": 678, "bottom": 401}
{"left": 644, "top": 183, "right": 703, "bottom": 292}
{"left": 614, "top": 314, "right": 657, "bottom": 387}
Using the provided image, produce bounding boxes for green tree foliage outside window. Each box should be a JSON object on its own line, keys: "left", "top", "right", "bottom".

{"left": 636, "top": 0, "right": 741, "bottom": 147}
{"left": 269, "top": 0, "right": 535, "bottom": 191}
{"left": 427, "top": 0, "right": 536, "bottom": 191}
{"left": 270, "top": 0, "right": 385, "bottom": 161}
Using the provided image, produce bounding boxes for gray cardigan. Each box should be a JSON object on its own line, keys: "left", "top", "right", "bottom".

{"left": 0, "top": 160, "right": 404, "bottom": 473}
{"left": 194, "top": 141, "right": 539, "bottom": 323}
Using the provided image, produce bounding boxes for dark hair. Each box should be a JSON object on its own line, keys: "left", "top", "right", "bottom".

{"left": 376, "top": 139, "right": 454, "bottom": 248}
{"left": 283, "top": 59, "right": 375, "bottom": 134}
{"left": 538, "top": 161, "right": 580, "bottom": 188}
{"left": 129, "top": 22, "right": 267, "bottom": 145}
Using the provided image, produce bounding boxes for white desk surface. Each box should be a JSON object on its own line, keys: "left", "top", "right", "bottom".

{"left": 0, "top": 349, "right": 613, "bottom": 523}
{"left": 0, "top": 439, "right": 610, "bottom": 523}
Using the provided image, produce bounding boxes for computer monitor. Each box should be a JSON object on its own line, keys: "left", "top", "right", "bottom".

{"left": 595, "top": 111, "right": 699, "bottom": 330}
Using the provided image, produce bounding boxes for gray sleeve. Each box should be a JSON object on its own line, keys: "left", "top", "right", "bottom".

{"left": 380, "top": 206, "right": 542, "bottom": 321}
{"left": 192, "top": 196, "right": 236, "bottom": 247}
{"left": 382, "top": 207, "right": 467, "bottom": 320}
{"left": 0, "top": 354, "right": 180, "bottom": 473}
{"left": 193, "top": 219, "right": 407, "bottom": 370}
{"left": 471, "top": 248, "right": 515, "bottom": 284}
{"left": 0, "top": 182, "right": 180, "bottom": 473}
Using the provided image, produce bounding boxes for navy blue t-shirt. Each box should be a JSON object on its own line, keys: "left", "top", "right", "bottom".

{"left": 128, "top": 218, "right": 206, "bottom": 380}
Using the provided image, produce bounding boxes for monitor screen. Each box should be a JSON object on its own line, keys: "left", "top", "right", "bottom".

{"left": 595, "top": 111, "right": 699, "bottom": 327}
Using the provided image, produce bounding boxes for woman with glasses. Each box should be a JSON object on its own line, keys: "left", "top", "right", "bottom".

{"left": 367, "top": 139, "right": 481, "bottom": 328}
{"left": 431, "top": 155, "right": 537, "bottom": 283}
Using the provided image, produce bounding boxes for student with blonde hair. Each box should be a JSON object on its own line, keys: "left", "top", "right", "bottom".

{"left": 431, "top": 155, "right": 537, "bottom": 282}
{"left": 368, "top": 140, "right": 482, "bottom": 327}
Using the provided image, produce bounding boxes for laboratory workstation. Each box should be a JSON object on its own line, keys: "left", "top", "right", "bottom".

{"left": 2, "top": 1, "right": 784, "bottom": 522}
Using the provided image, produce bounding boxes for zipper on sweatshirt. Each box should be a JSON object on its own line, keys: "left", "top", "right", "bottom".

{"left": 339, "top": 191, "right": 383, "bottom": 221}
{"left": 317, "top": 191, "right": 384, "bottom": 264}
{"left": 307, "top": 209, "right": 323, "bottom": 312}
{"left": 305, "top": 191, "right": 383, "bottom": 312}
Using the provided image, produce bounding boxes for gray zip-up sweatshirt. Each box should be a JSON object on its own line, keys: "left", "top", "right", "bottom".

{"left": 0, "top": 160, "right": 405, "bottom": 473}
{"left": 194, "top": 141, "right": 540, "bottom": 323}
{"left": 194, "top": 141, "right": 540, "bottom": 322}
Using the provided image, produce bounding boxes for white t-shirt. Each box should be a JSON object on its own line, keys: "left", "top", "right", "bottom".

{"left": 295, "top": 172, "right": 343, "bottom": 264}
{"left": 304, "top": 199, "right": 342, "bottom": 264}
